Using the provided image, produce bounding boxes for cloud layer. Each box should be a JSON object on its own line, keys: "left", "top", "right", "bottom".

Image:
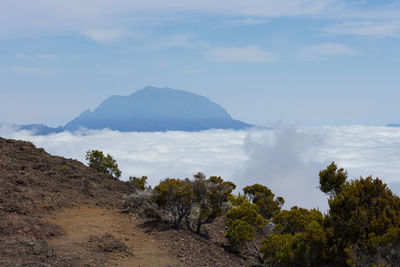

{"left": 1, "top": 125, "right": 400, "bottom": 211}
{"left": 3, "top": 0, "right": 399, "bottom": 39}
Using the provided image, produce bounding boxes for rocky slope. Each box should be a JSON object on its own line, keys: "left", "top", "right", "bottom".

{"left": 0, "top": 137, "right": 251, "bottom": 266}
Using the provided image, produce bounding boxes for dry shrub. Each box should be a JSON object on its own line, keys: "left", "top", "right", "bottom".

{"left": 122, "top": 190, "right": 160, "bottom": 219}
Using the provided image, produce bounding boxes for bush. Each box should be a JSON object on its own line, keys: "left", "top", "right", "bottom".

{"left": 122, "top": 189, "right": 160, "bottom": 219}
{"left": 243, "top": 184, "right": 284, "bottom": 220}
{"left": 259, "top": 163, "right": 400, "bottom": 266}
{"left": 226, "top": 219, "right": 255, "bottom": 246}
{"left": 85, "top": 150, "right": 121, "bottom": 178}
{"left": 188, "top": 173, "right": 236, "bottom": 234}
{"left": 228, "top": 193, "right": 249, "bottom": 207}
{"left": 261, "top": 207, "right": 327, "bottom": 266}
{"left": 129, "top": 176, "right": 148, "bottom": 190}
{"left": 225, "top": 202, "right": 266, "bottom": 247}
{"left": 326, "top": 176, "right": 400, "bottom": 265}
{"left": 151, "top": 173, "right": 236, "bottom": 234}
{"left": 224, "top": 184, "right": 281, "bottom": 258}
{"left": 152, "top": 178, "right": 194, "bottom": 229}
{"left": 273, "top": 206, "right": 324, "bottom": 235}
{"left": 319, "top": 161, "right": 347, "bottom": 196}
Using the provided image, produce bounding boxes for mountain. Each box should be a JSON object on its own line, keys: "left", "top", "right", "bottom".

{"left": 63, "top": 86, "right": 251, "bottom": 132}
{"left": 2, "top": 86, "right": 252, "bottom": 134}
{"left": 18, "top": 124, "right": 64, "bottom": 135}
{"left": 0, "top": 123, "right": 63, "bottom": 136}
{"left": 387, "top": 123, "right": 400, "bottom": 127}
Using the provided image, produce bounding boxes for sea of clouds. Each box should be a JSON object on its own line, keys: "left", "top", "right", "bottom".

{"left": 1, "top": 125, "right": 400, "bottom": 211}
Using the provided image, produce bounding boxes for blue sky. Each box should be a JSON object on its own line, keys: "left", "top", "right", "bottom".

{"left": 1, "top": 0, "right": 399, "bottom": 127}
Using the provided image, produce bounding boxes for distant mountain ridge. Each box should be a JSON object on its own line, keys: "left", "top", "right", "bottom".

{"left": 387, "top": 123, "right": 400, "bottom": 127}
{"left": 4, "top": 86, "right": 252, "bottom": 135}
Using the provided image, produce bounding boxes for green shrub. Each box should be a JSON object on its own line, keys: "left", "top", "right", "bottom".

{"left": 225, "top": 202, "right": 266, "bottom": 247}
{"left": 273, "top": 206, "right": 323, "bottom": 235}
{"left": 326, "top": 176, "right": 400, "bottom": 265}
{"left": 261, "top": 207, "right": 327, "bottom": 266}
{"left": 151, "top": 173, "right": 236, "bottom": 234}
{"left": 188, "top": 173, "right": 236, "bottom": 234}
{"left": 85, "top": 150, "right": 121, "bottom": 178}
{"left": 243, "top": 183, "right": 284, "bottom": 219}
{"left": 228, "top": 192, "right": 249, "bottom": 207}
{"left": 152, "top": 178, "right": 194, "bottom": 229}
{"left": 129, "top": 176, "right": 148, "bottom": 190}
{"left": 259, "top": 163, "right": 400, "bottom": 266}
{"left": 319, "top": 161, "right": 347, "bottom": 196}
{"left": 226, "top": 219, "right": 255, "bottom": 246}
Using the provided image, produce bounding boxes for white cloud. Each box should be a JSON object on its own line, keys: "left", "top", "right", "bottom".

{"left": 323, "top": 20, "right": 400, "bottom": 37}
{"left": 239, "top": 128, "right": 329, "bottom": 210}
{"left": 1, "top": 125, "right": 400, "bottom": 211}
{"left": 2, "top": 0, "right": 400, "bottom": 42}
{"left": 0, "top": 0, "right": 338, "bottom": 38}
{"left": 1, "top": 0, "right": 338, "bottom": 21}
{"left": 300, "top": 42, "right": 359, "bottom": 59}
{"left": 208, "top": 45, "right": 276, "bottom": 63}
{"left": 83, "top": 28, "right": 129, "bottom": 43}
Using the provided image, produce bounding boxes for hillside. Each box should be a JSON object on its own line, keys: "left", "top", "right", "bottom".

{"left": 0, "top": 137, "right": 249, "bottom": 266}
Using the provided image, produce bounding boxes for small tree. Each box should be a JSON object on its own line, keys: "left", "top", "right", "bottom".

{"left": 319, "top": 161, "right": 347, "bottom": 196}
{"left": 152, "top": 178, "right": 195, "bottom": 229}
{"left": 325, "top": 176, "right": 400, "bottom": 265}
{"left": 85, "top": 150, "right": 121, "bottom": 178}
{"left": 243, "top": 184, "right": 284, "bottom": 220}
{"left": 188, "top": 174, "right": 236, "bottom": 234}
{"left": 261, "top": 206, "right": 327, "bottom": 266}
{"left": 225, "top": 202, "right": 266, "bottom": 248}
{"left": 129, "top": 176, "right": 148, "bottom": 190}
{"left": 228, "top": 192, "right": 249, "bottom": 207}
{"left": 261, "top": 223, "right": 327, "bottom": 266}
{"left": 273, "top": 206, "right": 324, "bottom": 235}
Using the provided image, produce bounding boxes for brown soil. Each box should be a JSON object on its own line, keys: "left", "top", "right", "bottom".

{"left": 46, "top": 206, "right": 181, "bottom": 266}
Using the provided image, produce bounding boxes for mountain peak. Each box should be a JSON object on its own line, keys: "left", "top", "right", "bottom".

{"left": 63, "top": 86, "right": 251, "bottom": 132}
{"left": 10, "top": 87, "right": 252, "bottom": 134}
{"left": 64, "top": 86, "right": 251, "bottom": 132}
{"left": 133, "top": 86, "right": 209, "bottom": 100}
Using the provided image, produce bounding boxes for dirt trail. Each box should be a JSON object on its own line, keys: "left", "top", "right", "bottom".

{"left": 46, "top": 206, "right": 182, "bottom": 266}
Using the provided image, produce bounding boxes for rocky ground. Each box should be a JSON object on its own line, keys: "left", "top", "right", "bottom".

{"left": 0, "top": 137, "right": 255, "bottom": 266}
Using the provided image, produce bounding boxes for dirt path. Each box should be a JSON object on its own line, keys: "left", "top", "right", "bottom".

{"left": 46, "top": 206, "right": 182, "bottom": 266}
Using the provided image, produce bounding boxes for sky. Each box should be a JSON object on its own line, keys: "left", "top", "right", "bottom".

{"left": 1, "top": 0, "right": 400, "bottom": 127}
